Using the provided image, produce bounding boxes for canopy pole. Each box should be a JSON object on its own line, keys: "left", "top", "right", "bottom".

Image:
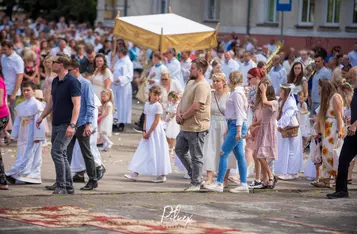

{"left": 215, "top": 23, "right": 220, "bottom": 32}
{"left": 111, "top": 10, "right": 121, "bottom": 71}
{"left": 168, "top": 6, "right": 172, "bottom": 13}
{"left": 159, "top": 27, "right": 164, "bottom": 53}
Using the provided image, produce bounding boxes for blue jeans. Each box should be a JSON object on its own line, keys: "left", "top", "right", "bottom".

{"left": 217, "top": 120, "right": 247, "bottom": 184}
{"left": 51, "top": 124, "right": 74, "bottom": 189}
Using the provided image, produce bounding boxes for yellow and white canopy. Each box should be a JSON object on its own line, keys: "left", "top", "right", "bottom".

{"left": 113, "top": 13, "right": 218, "bottom": 52}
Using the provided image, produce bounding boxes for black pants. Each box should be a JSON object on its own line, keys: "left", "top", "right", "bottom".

{"left": 336, "top": 133, "right": 357, "bottom": 193}
{"left": 67, "top": 125, "right": 97, "bottom": 182}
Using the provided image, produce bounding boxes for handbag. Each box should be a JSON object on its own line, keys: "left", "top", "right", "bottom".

{"left": 214, "top": 93, "right": 225, "bottom": 116}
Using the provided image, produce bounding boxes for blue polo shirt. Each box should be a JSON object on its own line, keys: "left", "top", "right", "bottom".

{"left": 51, "top": 73, "right": 81, "bottom": 126}
{"left": 311, "top": 66, "right": 332, "bottom": 104}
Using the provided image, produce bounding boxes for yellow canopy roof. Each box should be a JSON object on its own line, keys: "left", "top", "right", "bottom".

{"left": 113, "top": 13, "right": 218, "bottom": 52}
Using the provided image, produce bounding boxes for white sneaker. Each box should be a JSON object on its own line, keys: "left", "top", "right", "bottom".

{"left": 204, "top": 183, "right": 223, "bottom": 192}
{"left": 184, "top": 184, "right": 200, "bottom": 192}
{"left": 228, "top": 176, "right": 240, "bottom": 184}
{"left": 278, "top": 174, "right": 289, "bottom": 180}
{"left": 152, "top": 175, "right": 167, "bottom": 183}
{"left": 291, "top": 174, "right": 299, "bottom": 180}
{"left": 124, "top": 173, "right": 138, "bottom": 181}
{"left": 229, "top": 184, "right": 249, "bottom": 193}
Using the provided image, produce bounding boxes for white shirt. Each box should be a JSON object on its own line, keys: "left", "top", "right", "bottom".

{"left": 149, "top": 63, "right": 168, "bottom": 81}
{"left": 166, "top": 57, "right": 184, "bottom": 89}
{"left": 225, "top": 86, "right": 248, "bottom": 126}
{"left": 268, "top": 65, "right": 288, "bottom": 96}
{"left": 112, "top": 56, "right": 134, "bottom": 87}
{"left": 255, "top": 53, "right": 267, "bottom": 63}
{"left": 348, "top": 50, "right": 357, "bottom": 67}
{"left": 221, "top": 59, "right": 240, "bottom": 82}
{"left": 1, "top": 52, "right": 24, "bottom": 96}
{"left": 50, "top": 47, "right": 71, "bottom": 57}
{"left": 239, "top": 60, "right": 257, "bottom": 86}
{"left": 245, "top": 42, "right": 254, "bottom": 52}
{"left": 181, "top": 58, "right": 192, "bottom": 83}
{"left": 282, "top": 60, "right": 292, "bottom": 74}
{"left": 94, "top": 43, "right": 103, "bottom": 53}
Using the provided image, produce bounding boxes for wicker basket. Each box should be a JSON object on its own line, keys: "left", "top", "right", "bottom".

{"left": 280, "top": 126, "right": 299, "bottom": 138}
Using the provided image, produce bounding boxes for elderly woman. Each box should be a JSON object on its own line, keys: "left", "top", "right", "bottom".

{"left": 156, "top": 71, "right": 183, "bottom": 108}
{"left": 202, "top": 73, "right": 236, "bottom": 185}
{"left": 204, "top": 71, "right": 249, "bottom": 193}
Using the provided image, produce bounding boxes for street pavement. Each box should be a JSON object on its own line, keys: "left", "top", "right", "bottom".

{"left": 0, "top": 100, "right": 357, "bottom": 233}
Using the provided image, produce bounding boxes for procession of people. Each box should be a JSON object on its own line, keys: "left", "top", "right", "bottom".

{"left": 0, "top": 14, "right": 357, "bottom": 200}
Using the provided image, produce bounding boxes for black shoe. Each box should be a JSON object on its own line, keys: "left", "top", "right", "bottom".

{"left": 66, "top": 187, "right": 75, "bottom": 195}
{"left": 97, "top": 143, "right": 104, "bottom": 147}
{"left": 326, "top": 191, "right": 349, "bottom": 199}
{"left": 118, "top": 123, "right": 125, "bottom": 132}
{"left": 80, "top": 180, "right": 98, "bottom": 190}
{"left": 52, "top": 187, "right": 68, "bottom": 195}
{"left": 96, "top": 165, "right": 106, "bottom": 181}
{"left": 112, "top": 124, "right": 119, "bottom": 132}
{"left": 6, "top": 175, "right": 16, "bottom": 184}
{"left": 73, "top": 173, "right": 85, "bottom": 183}
{"left": 45, "top": 182, "right": 57, "bottom": 191}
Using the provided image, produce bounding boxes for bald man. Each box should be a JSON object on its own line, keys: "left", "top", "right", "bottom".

{"left": 327, "top": 66, "right": 357, "bottom": 199}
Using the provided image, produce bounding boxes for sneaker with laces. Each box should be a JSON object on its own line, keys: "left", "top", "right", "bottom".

{"left": 152, "top": 175, "right": 167, "bottom": 183}
{"left": 124, "top": 173, "right": 138, "bottom": 181}
{"left": 204, "top": 183, "right": 223, "bottom": 192}
{"left": 229, "top": 184, "right": 249, "bottom": 193}
{"left": 184, "top": 184, "right": 200, "bottom": 192}
{"left": 249, "top": 180, "right": 263, "bottom": 188}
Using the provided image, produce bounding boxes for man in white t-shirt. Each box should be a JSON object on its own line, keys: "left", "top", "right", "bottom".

{"left": 221, "top": 51, "right": 240, "bottom": 82}
{"left": 50, "top": 39, "right": 71, "bottom": 57}
{"left": 1, "top": 40, "right": 24, "bottom": 122}
{"left": 239, "top": 51, "right": 257, "bottom": 85}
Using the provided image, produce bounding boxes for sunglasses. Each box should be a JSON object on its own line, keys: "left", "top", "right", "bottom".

{"left": 161, "top": 79, "right": 168, "bottom": 81}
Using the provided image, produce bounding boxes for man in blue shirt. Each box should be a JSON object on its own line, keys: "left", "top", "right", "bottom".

{"left": 36, "top": 55, "right": 81, "bottom": 195}
{"left": 66, "top": 59, "right": 99, "bottom": 190}
{"left": 310, "top": 54, "right": 332, "bottom": 115}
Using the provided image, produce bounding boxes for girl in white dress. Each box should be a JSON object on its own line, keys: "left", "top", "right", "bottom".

{"left": 98, "top": 90, "right": 114, "bottom": 151}
{"left": 297, "top": 91, "right": 310, "bottom": 146}
{"left": 125, "top": 86, "right": 172, "bottom": 183}
{"left": 275, "top": 84, "right": 303, "bottom": 181}
{"left": 164, "top": 91, "right": 180, "bottom": 155}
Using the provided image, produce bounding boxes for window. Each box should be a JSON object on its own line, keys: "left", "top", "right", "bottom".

{"left": 353, "top": 0, "right": 357, "bottom": 24}
{"left": 326, "top": 0, "right": 341, "bottom": 24}
{"left": 157, "top": 0, "right": 169, "bottom": 13}
{"left": 299, "top": 0, "right": 315, "bottom": 24}
{"left": 267, "top": 0, "right": 278, "bottom": 23}
{"left": 205, "top": 0, "right": 220, "bottom": 21}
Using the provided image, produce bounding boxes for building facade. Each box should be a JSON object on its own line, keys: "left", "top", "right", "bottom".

{"left": 97, "top": 0, "right": 357, "bottom": 53}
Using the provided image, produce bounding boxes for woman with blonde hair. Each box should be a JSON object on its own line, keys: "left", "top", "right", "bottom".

{"left": 312, "top": 79, "right": 344, "bottom": 188}
{"left": 202, "top": 72, "right": 235, "bottom": 186}
{"left": 205, "top": 71, "right": 249, "bottom": 193}
{"left": 42, "top": 55, "right": 57, "bottom": 103}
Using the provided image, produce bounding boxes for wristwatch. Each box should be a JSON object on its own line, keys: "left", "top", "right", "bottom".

{"left": 69, "top": 123, "right": 76, "bottom": 129}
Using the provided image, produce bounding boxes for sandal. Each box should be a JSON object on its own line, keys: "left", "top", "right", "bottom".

{"left": 312, "top": 179, "right": 331, "bottom": 188}
{"left": 265, "top": 178, "right": 274, "bottom": 189}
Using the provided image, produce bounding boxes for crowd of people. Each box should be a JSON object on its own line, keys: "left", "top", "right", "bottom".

{"left": 0, "top": 15, "right": 357, "bottom": 199}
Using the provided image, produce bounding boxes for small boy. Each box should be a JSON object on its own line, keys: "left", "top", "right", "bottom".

{"left": 6, "top": 82, "right": 46, "bottom": 184}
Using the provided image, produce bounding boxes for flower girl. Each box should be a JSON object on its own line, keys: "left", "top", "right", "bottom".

{"left": 124, "top": 86, "right": 171, "bottom": 183}
{"left": 164, "top": 91, "right": 180, "bottom": 155}
{"left": 98, "top": 89, "right": 114, "bottom": 151}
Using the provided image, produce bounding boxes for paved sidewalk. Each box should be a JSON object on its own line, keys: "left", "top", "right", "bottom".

{"left": 1, "top": 100, "right": 356, "bottom": 197}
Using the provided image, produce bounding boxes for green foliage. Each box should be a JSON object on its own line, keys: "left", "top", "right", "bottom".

{"left": 4, "top": 0, "right": 98, "bottom": 25}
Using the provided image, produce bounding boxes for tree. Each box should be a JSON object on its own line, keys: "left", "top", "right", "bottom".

{"left": 2, "top": 0, "right": 97, "bottom": 25}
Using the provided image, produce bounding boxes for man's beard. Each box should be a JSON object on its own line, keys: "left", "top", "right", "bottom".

{"left": 189, "top": 75, "right": 197, "bottom": 80}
